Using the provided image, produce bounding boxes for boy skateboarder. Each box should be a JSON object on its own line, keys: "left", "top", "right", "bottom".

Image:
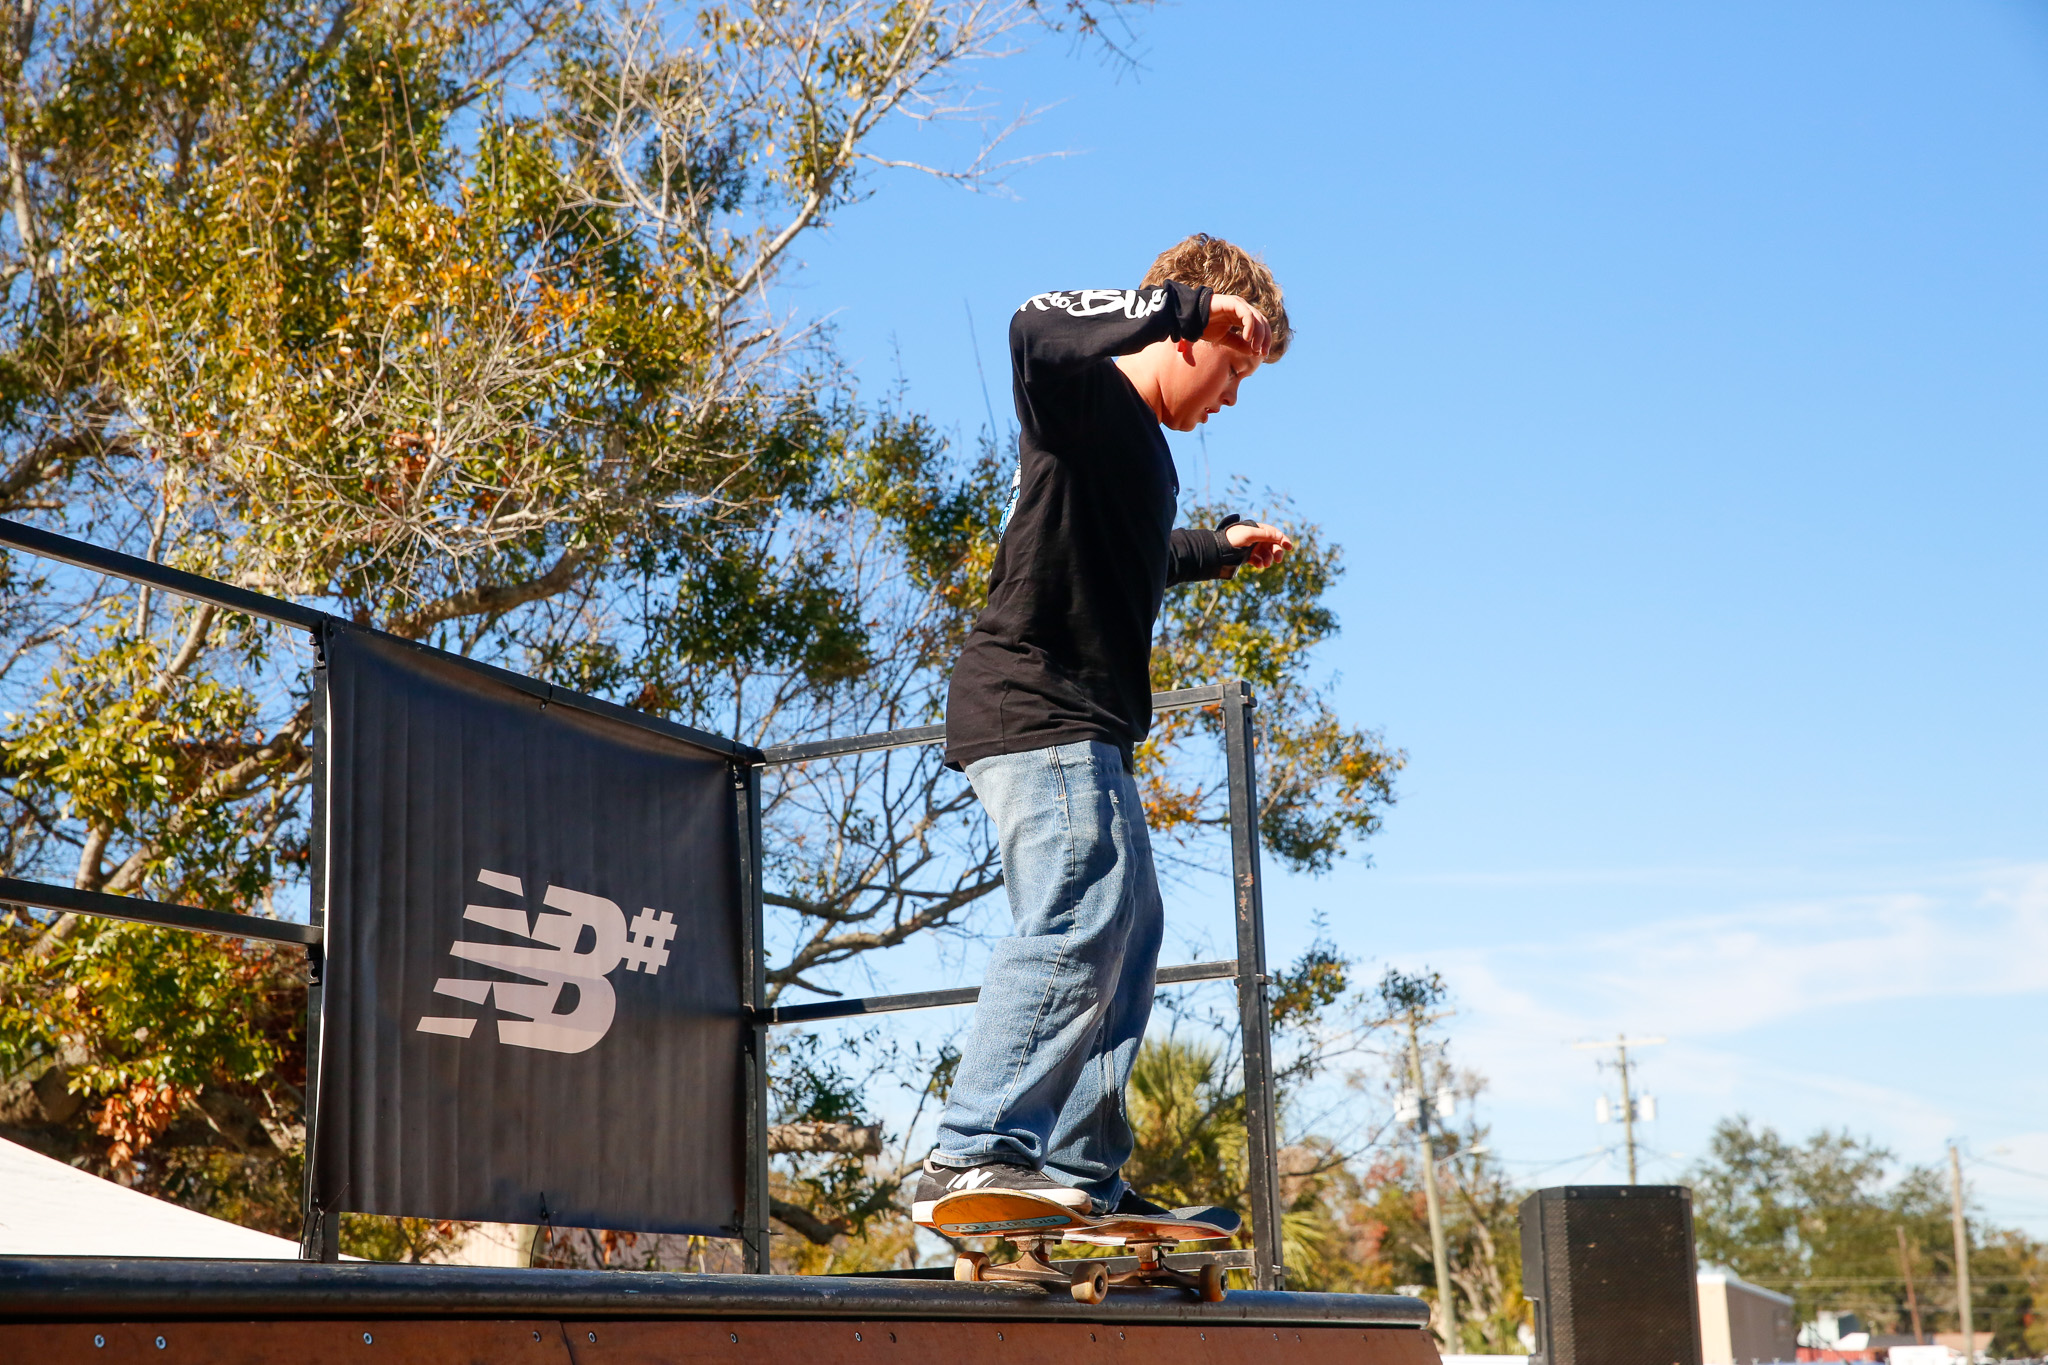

{"left": 911, "top": 235, "right": 1295, "bottom": 1236}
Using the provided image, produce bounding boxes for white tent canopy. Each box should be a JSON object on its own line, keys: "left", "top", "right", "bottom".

{"left": 0, "top": 1135, "right": 299, "bottom": 1258}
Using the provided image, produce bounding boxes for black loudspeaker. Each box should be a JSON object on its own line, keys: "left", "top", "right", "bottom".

{"left": 1519, "top": 1185, "right": 1703, "bottom": 1365}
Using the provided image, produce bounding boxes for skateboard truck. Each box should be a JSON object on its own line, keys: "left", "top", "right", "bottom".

{"left": 953, "top": 1236, "right": 1227, "bottom": 1304}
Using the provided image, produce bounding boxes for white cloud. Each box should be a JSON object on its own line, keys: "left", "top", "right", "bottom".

{"left": 1378, "top": 861, "right": 2048, "bottom": 1230}
{"left": 1432, "top": 860, "right": 2048, "bottom": 1050}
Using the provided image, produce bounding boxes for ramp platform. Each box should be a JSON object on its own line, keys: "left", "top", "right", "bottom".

{"left": 0, "top": 1256, "right": 1437, "bottom": 1363}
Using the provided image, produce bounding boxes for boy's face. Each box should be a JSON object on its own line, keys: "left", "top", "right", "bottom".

{"left": 1158, "top": 339, "right": 1261, "bottom": 432}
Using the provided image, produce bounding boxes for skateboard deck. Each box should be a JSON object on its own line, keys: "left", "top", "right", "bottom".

{"left": 929, "top": 1190, "right": 1235, "bottom": 1303}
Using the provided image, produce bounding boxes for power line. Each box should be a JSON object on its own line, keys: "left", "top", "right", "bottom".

{"left": 1493, "top": 1146, "right": 1617, "bottom": 1170}
{"left": 1970, "top": 1155, "right": 2048, "bottom": 1186}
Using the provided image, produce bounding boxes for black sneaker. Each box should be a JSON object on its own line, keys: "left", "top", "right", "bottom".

{"left": 909, "top": 1154, "right": 1091, "bottom": 1226}
{"left": 1111, "top": 1187, "right": 1242, "bottom": 1235}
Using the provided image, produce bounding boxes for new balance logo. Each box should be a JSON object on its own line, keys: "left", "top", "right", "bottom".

{"left": 414, "top": 868, "right": 679, "bottom": 1054}
{"left": 949, "top": 1167, "right": 999, "bottom": 1192}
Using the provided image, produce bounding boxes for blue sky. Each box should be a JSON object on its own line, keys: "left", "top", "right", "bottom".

{"left": 777, "top": 1, "right": 2048, "bottom": 1234}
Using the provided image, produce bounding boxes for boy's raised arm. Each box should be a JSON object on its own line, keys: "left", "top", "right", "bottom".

{"left": 1008, "top": 283, "right": 1212, "bottom": 385}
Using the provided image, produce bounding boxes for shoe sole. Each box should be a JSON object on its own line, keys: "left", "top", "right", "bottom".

{"left": 919, "top": 1190, "right": 1233, "bottom": 1243}
{"left": 1063, "top": 1214, "right": 1235, "bottom": 1246}
{"left": 921, "top": 1189, "right": 1092, "bottom": 1236}
{"left": 911, "top": 1185, "right": 1091, "bottom": 1226}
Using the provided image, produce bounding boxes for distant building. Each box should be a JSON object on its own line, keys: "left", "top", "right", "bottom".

{"left": 1861, "top": 1332, "right": 1988, "bottom": 1362}
{"left": 1886, "top": 1347, "right": 1968, "bottom": 1365}
{"left": 1792, "top": 1310, "right": 1989, "bottom": 1363}
{"left": 1798, "top": 1309, "right": 1876, "bottom": 1362}
{"left": 1698, "top": 1268, "right": 1797, "bottom": 1364}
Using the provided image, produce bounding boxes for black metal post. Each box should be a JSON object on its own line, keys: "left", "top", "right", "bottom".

{"left": 300, "top": 637, "right": 339, "bottom": 1261}
{"left": 735, "top": 763, "right": 772, "bottom": 1273}
{"left": 1224, "top": 680, "right": 1285, "bottom": 1290}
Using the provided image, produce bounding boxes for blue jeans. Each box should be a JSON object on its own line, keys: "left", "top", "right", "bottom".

{"left": 933, "top": 740, "right": 1164, "bottom": 1211}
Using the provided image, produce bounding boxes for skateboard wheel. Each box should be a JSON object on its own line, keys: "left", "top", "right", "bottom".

{"left": 1070, "top": 1263, "right": 1109, "bottom": 1305}
{"left": 954, "top": 1252, "right": 989, "bottom": 1282}
{"left": 1199, "top": 1262, "right": 1226, "bottom": 1302}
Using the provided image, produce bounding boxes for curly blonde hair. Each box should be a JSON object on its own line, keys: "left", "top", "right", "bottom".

{"left": 1141, "top": 233, "right": 1293, "bottom": 361}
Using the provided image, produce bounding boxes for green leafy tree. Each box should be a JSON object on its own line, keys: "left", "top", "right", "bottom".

{"left": 1111, "top": 957, "right": 1529, "bottom": 1347}
{"left": 0, "top": 0, "right": 1154, "bottom": 1222}
{"left": 1972, "top": 1229, "right": 2048, "bottom": 1358}
{"left": 1687, "top": 1118, "right": 1973, "bottom": 1341}
{"left": 1327, "top": 1113, "right": 1526, "bottom": 1351}
{"left": 1141, "top": 490, "right": 1403, "bottom": 876}
{"left": 0, "top": 0, "right": 1402, "bottom": 1260}
{"left": 0, "top": 910, "right": 304, "bottom": 1193}
{"left": 1285, "top": 1022, "right": 1527, "bottom": 1354}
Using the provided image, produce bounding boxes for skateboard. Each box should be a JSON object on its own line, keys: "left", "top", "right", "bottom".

{"left": 932, "top": 1191, "right": 1232, "bottom": 1304}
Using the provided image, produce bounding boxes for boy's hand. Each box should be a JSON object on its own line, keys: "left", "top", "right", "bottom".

{"left": 1221, "top": 520, "right": 1293, "bottom": 575}
{"left": 1204, "top": 294, "right": 1271, "bottom": 358}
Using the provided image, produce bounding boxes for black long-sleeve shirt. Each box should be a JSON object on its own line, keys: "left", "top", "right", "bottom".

{"left": 943, "top": 283, "right": 1239, "bottom": 771}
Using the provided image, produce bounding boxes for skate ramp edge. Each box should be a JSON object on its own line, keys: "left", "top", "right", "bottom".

{"left": 0, "top": 1257, "right": 1438, "bottom": 1362}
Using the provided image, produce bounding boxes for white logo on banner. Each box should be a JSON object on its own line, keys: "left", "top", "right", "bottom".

{"left": 414, "top": 868, "right": 678, "bottom": 1054}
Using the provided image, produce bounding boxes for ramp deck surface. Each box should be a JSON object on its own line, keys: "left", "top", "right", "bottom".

{"left": 0, "top": 1256, "right": 1438, "bottom": 1363}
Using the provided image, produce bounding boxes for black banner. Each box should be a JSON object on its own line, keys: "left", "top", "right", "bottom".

{"left": 312, "top": 625, "right": 745, "bottom": 1234}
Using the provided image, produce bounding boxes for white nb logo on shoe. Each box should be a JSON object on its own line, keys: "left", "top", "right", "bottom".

{"left": 413, "top": 868, "right": 679, "bottom": 1054}
{"left": 950, "top": 1167, "right": 999, "bottom": 1192}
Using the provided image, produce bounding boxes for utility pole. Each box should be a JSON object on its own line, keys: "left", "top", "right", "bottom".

{"left": 1573, "top": 1034, "right": 1665, "bottom": 1184}
{"left": 1618, "top": 1039, "right": 1639, "bottom": 1185}
{"left": 1896, "top": 1225, "right": 1924, "bottom": 1343}
{"left": 1950, "top": 1144, "right": 1974, "bottom": 1358}
{"left": 1406, "top": 1009, "right": 1458, "bottom": 1350}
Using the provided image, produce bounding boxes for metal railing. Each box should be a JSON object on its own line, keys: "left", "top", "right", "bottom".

{"left": 0, "top": 517, "right": 1287, "bottom": 1289}
{"left": 744, "top": 680, "right": 1284, "bottom": 1286}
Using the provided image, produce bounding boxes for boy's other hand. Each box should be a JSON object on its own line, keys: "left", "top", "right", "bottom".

{"left": 1204, "top": 294, "right": 1270, "bottom": 358}
{"left": 1222, "top": 520, "right": 1293, "bottom": 575}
